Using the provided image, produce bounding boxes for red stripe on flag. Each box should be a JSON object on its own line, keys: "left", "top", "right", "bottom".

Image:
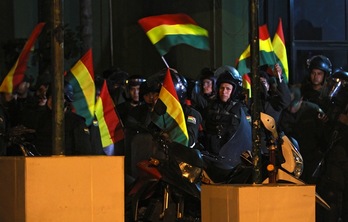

{"left": 80, "top": 49, "right": 94, "bottom": 80}
{"left": 99, "top": 80, "right": 124, "bottom": 144}
{"left": 259, "top": 24, "right": 270, "bottom": 41}
{"left": 163, "top": 69, "right": 179, "bottom": 101}
{"left": 0, "top": 22, "right": 46, "bottom": 93}
{"left": 138, "top": 13, "right": 197, "bottom": 32}
{"left": 276, "top": 18, "right": 285, "bottom": 44}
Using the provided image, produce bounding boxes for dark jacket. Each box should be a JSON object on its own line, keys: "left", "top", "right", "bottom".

{"left": 202, "top": 98, "right": 249, "bottom": 155}
{"left": 33, "top": 107, "right": 92, "bottom": 155}
{"left": 261, "top": 78, "right": 291, "bottom": 124}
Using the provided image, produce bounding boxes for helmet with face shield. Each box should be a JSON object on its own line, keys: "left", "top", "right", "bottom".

{"left": 326, "top": 68, "right": 348, "bottom": 106}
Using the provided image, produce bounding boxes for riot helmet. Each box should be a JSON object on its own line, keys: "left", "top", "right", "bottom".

{"left": 199, "top": 67, "right": 216, "bottom": 95}
{"left": 126, "top": 75, "right": 146, "bottom": 88}
{"left": 327, "top": 68, "right": 348, "bottom": 103}
{"left": 215, "top": 65, "right": 243, "bottom": 101}
{"left": 172, "top": 72, "right": 188, "bottom": 104}
{"left": 64, "top": 80, "right": 74, "bottom": 102}
{"left": 104, "top": 67, "right": 129, "bottom": 89}
{"left": 151, "top": 68, "right": 188, "bottom": 104}
{"left": 307, "top": 55, "right": 332, "bottom": 78}
{"left": 139, "top": 78, "right": 161, "bottom": 99}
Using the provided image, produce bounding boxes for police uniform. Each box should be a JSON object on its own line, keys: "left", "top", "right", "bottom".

{"left": 33, "top": 107, "right": 92, "bottom": 155}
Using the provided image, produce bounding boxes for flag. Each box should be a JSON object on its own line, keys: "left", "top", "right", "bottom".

{"left": 138, "top": 13, "right": 209, "bottom": 56}
{"left": 0, "top": 22, "right": 46, "bottom": 93}
{"left": 236, "top": 24, "right": 276, "bottom": 97}
{"left": 152, "top": 69, "right": 189, "bottom": 146}
{"left": 236, "top": 24, "right": 276, "bottom": 76}
{"left": 272, "top": 18, "right": 289, "bottom": 83}
{"left": 67, "top": 49, "right": 96, "bottom": 126}
{"left": 95, "top": 80, "right": 124, "bottom": 147}
{"left": 242, "top": 74, "right": 252, "bottom": 98}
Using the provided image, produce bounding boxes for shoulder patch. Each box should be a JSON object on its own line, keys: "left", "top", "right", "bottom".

{"left": 187, "top": 115, "right": 196, "bottom": 124}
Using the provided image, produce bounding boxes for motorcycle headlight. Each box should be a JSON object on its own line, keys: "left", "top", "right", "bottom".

{"left": 292, "top": 150, "right": 304, "bottom": 179}
{"left": 178, "top": 162, "right": 202, "bottom": 183}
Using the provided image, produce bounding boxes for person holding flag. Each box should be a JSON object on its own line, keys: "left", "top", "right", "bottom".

{"left": 151, "top": 68, "right": 202, "bottom": 149}
{"left": 247, "top": 63, "right": 291, "bottom": 125}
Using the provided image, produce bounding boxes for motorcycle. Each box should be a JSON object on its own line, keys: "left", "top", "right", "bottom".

{"left": 126, "top": 112, "right": 330, "bottom": 221}
{"left": 6, "top": 125, "right": 40, "bottom": 156}
{"left": 201, "top": 112, "right": 330, "bottom": 210}
{"left": 126, "top": 130, "right": 204, "bottom": 222}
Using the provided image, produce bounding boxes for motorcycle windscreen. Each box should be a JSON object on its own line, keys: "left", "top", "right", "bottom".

{"left": 218, "top": 108, "right": 252, "bottom": 168}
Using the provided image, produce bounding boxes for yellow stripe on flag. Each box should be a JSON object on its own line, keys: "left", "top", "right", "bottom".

{"left": 147, "top": 24, "right": 208, "bottom": 44}
{"left": 159, "top": 86, "right": 188, "bottom": 141}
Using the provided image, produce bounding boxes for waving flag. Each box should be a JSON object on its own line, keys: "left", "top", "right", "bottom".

{"left": 95, "top": 80, "right": 124, "bottom": 147}
{"left": 236, "top": 24, "right": 276, "bottom": 97}
{"left": 152, "top": 69, "right": 189, "bottom": 146}
{"left": 0, "top": 22, "right": 46, "bottom": 93}
{"left": 236, "top": 24, "right": 276, "bottom": 76}
{"left": 67, "top": 49, "right": 95, "bottom": 126}
{"left": 272, "top": 18, "right": 289, "bottom": 83}
{"left": 138, "top": 13, "right": 209, "bottom": 56}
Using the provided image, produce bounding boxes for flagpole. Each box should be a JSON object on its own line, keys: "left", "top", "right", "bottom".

{"left": 250, "top": 0, "right": 262, "bottom": 184}
{"left": 161, "top": 56, "right": 170, "bottom": 68}
{"left": 52, "top": 0, "right": 65, "bottom": 155}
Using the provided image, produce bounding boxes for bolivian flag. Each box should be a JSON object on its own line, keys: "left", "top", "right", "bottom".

{"left": 68, "top": 49, "right": 95, "bottom": 126}
{"left": 0, "top": 22, "right": 46, "bottom": 93}
{"left": 95, "top": 80, "right": 124, "bottom": 147}
{"left": 138, "top": 13, "right": 209, "bottom": 56}
{"left": 236, "top": 24, "right": 276, "bottom": 97}
{"left": 152, "top": 69, "right": 189, "bottom": 146}
{"left": 272, "top": 18, "right": 289, "bottom": 83}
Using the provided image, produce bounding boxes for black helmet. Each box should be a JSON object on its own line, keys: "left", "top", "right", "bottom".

{"left": 199, "top": 67, "right": 216, "bottom": 93}
{"left": 307, "top": 55, "right": 332, "bottom": 77}
{"left": 127, "top": 75, "right": 146, "bottom": 87}
{"left": 151, "top": 68, "right": 188, "bottom": 104}
{"left": 215, "top": 65, "right": 243, "bottom": 100}
{"left": 104, "top": 67, "right": 129, "bottom": 87}
{"left": 139, "top": 79, "right": 161, "bottom": 99}
{"left": 327, "top": 68, "right": 348, "bottom": 101}
{"left": 171, "top": 71, "right": 188, "bottom": 104}
{"left": 64, "top": 81, "right": 74, "bottom": 102}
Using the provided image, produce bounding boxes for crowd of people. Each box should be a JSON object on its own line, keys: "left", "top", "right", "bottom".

{"left": 0, "top": 54, "right": 347, "bottom": 221}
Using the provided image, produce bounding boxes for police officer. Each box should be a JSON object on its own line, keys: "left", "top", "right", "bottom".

{"left": 301, "top": 55, "right": 332, "bottom": 111}
{"left": 33, "top": 81, "right": 92, "bottom": 155}
{"left": 170, "top": 71, "right": 203, "bottom": 148}
{"left": 124, "top": 79, "right": 161, "bottom": 177}
{"left": 202, "top": 65, "right": 251, "bottom": 155}
{"left": 279, "top": 86, "right": 327, "bottom": 184}
{"left": 148, "top": 68, "right": 203, "bottom": 148}
{"left": 104, "top": 67, "right": 129, "bottom": 105}
{"left": 191, "top": 67, "right": 217, "bottom": 115}
{"left": 316, "top": 69, "right": 348, "bottom": 222}
{"left": 117, "top": 75, "right": 146, "bottom": 125}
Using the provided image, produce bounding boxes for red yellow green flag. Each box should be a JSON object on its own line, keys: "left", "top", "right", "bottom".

{"left": 152, "top": 69, "right": 189, "bottom": 146}
{"left": 236, "top": 24, "right": 276, "bottom": 97}
{"left": 272, "top": 18, "right": 289, "bottom": 83}
{"left": 67, "top": 49, "right": 95, "bottom": 126}
{"left": 0, "top": 22, "right": 46, "bottom": 93}
{"left": 95, "top": 80, "right": 124, "bottom": 147}
{"left": 138, "top": 13, "right": 209, "bottom": 56}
